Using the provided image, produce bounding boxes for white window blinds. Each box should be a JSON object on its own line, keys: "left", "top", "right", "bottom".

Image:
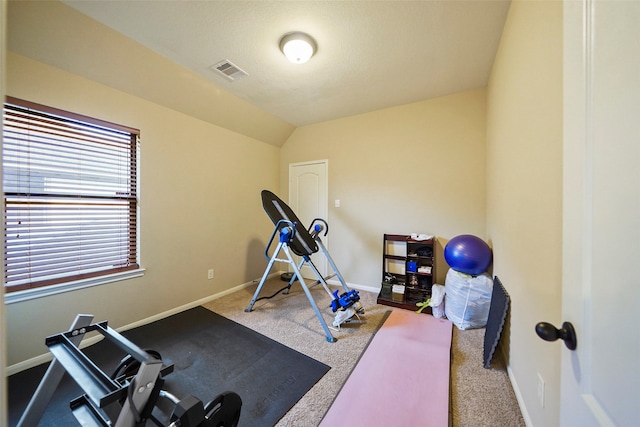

{"left": 3, "top": 97, "right": 139, "bottom": 293}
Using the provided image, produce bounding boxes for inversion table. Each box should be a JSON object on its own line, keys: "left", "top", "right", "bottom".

{"left": 245, "top": 190, "right": 363, "bottom": 342}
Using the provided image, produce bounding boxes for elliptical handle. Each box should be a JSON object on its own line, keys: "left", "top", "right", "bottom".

{"left": 309, "top": 218, "right": 329, "bottom": 237}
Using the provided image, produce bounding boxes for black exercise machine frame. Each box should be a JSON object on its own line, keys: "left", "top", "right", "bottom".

{"left": 17, "top": 314, "right": 241, "bottom": 427}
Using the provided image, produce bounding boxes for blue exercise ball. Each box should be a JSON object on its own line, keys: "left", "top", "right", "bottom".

{"left": 444, "top": 234, "right": 492, "bottom": 275}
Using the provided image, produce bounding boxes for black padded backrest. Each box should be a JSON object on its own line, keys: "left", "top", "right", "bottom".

{"left": 261, "top": 190, "right": 318, "bottom": 256}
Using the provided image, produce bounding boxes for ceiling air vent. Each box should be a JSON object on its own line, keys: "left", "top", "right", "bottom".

{"left": 211, "top": 59, "right": 248, "bottom": 81}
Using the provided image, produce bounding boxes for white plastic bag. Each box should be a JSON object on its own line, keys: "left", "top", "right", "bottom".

{"left": 430, "top": 284, "right": 446, "bottom": 319}
{"left": 444, "top": 269, "right": 493, "bottom": 330}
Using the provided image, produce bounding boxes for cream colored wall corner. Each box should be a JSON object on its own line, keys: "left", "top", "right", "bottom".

{"left": 4, "top": 53, "right": 280, "bottom": 366}
{"left": 486, "top": 0, "right": 563, "bottom": 425}
{"left": 280, "top": 89, "right": 488, "bottom": 289}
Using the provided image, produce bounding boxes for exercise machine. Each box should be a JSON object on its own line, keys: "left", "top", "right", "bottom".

{"left": 245, "top": 190, "right": 364, "bottom": 343}
{"left": 17, "top": 314, "right": 242, "bottom": 427}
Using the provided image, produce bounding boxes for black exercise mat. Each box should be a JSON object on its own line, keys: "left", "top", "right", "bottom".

{"left": 483, "top": 276, "right": 511, "bottom": 368}
{"left": 8, "top": 306, "right": 330, "bottom": 426}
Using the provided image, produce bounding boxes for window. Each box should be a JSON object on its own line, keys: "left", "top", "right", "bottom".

{"left": 2, "top": 97, "right": 140, "bottom": 294}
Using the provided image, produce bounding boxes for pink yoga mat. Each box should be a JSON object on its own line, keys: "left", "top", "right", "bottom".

{"left": 320, "top": 310, "right": 453, "bottom": 427}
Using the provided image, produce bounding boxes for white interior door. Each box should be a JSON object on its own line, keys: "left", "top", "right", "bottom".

{"left": 561, "top": 0, "right": 640, "bottom": 425}
{"left": 289, "top": 160, "right": 328, "bottom": 278}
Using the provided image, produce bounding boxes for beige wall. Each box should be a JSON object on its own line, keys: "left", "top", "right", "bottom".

{"left": 4, "top": 53, "right": 280, "bottom": 365}
{"left": 2, "top": 2, "right": 568, "bottom": 425}
{"left": 486, "top": 0, "right": 563, "bottom": 425}
{"left": 281, "top": 89, "right": 487, "bottom": 288}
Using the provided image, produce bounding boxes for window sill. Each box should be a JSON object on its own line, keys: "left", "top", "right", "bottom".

{"left": 4, "top": 268, "right": 146, "bottom": 305}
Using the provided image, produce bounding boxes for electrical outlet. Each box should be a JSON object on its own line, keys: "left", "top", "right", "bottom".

{"left": 207, "top": 269, "right": 214, "bottom": 280}
{"left": 537, "top": 372, "right": 545, "bottom": 408}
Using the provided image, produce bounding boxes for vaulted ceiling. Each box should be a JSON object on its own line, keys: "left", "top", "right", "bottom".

{"left": 62, "top": 0, "right": 511, "bottom": 127}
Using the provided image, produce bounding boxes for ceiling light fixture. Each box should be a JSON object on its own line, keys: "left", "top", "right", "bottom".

{"left": 279, "top": 32, "right": 317, "bottom": 64}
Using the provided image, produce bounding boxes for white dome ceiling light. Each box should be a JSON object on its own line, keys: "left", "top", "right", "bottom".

{"left": 279, "top": 32, "right": 317, "bottom": 64}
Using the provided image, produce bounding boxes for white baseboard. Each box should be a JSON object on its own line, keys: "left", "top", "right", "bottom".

{"left": 326, "top": 279, "right": 379, "bottom": 295}
{"left": 6, "top": 272, "right": 282, "bottom": 376}
{"left": 505, "top": 353, "right": 533, "bottom": 427}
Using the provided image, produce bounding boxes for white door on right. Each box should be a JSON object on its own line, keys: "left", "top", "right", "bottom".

{"left": 561, "top": 0, "right": 640, "bottom": 425}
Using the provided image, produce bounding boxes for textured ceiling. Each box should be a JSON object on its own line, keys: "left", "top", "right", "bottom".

{"left": 62, "top": 0, "right": 511, "bottom": 127}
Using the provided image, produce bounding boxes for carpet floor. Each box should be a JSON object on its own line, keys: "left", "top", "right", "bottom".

{"left": 10, "top": 276, "right": 525, "bottom": 426}
{"left": 205, "top": 277, "right": 526, "bottom": 426}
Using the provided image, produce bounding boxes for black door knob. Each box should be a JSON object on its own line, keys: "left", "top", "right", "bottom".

{"left": 535, "top": 321, "right": 577, "bottom": 350}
